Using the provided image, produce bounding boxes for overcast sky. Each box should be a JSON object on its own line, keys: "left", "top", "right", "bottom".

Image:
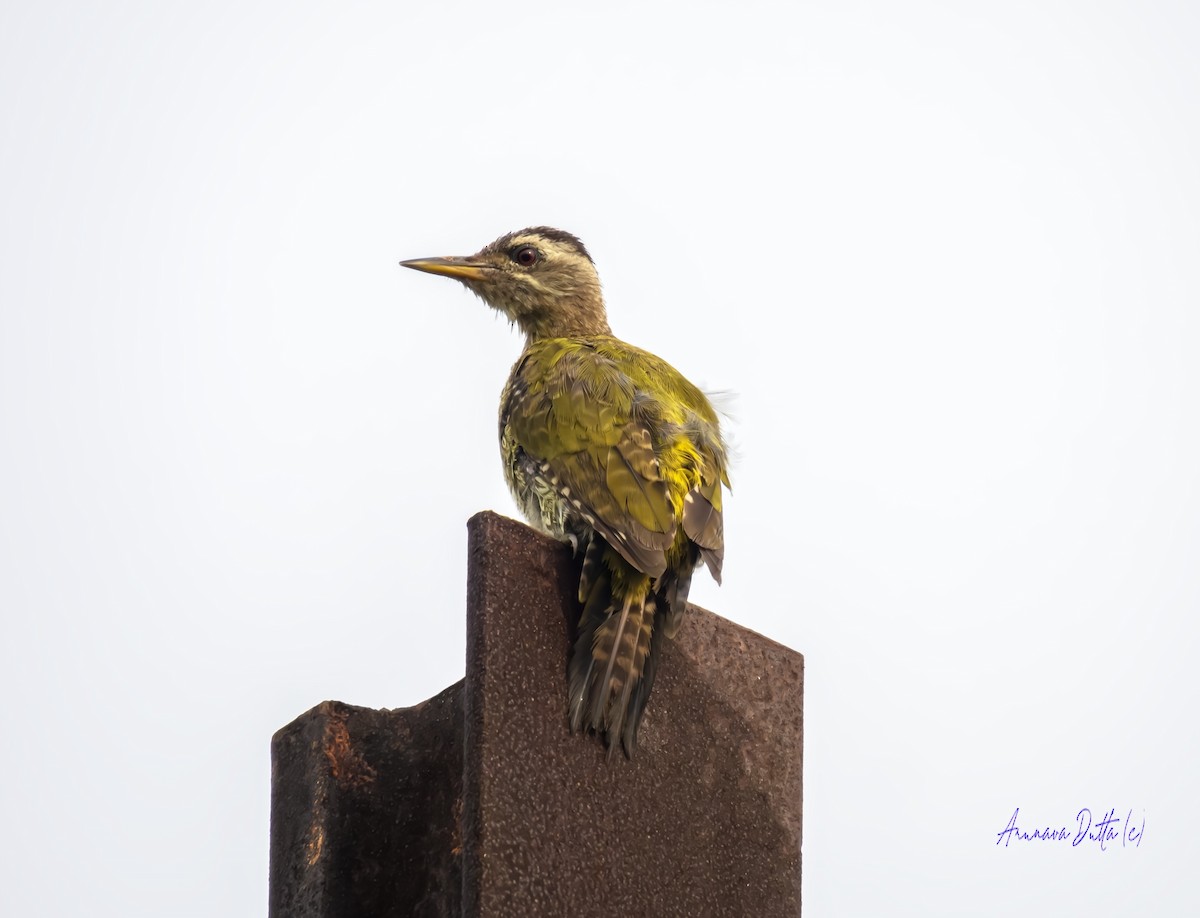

{"left": 2, "top": 2, "right": 1198, "bottom": 915}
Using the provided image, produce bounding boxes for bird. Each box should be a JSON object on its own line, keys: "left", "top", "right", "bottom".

{"left": 401, "top": 227, "right": 729, "bottom": 757}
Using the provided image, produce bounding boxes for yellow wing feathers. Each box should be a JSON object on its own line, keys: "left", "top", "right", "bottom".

{"left": 505, "top": 336, "right": 726, "bottom": 582}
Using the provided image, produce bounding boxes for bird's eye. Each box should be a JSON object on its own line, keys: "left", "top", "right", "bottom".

{"left": 511, "top": 245, "right": 539, "bottom": 267}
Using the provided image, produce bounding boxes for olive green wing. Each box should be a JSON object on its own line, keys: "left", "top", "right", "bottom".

{"left": 595, "top": 340, "right": 729, "bottom": 584}
{"left": 508, "top": 341, "right": 679, "bottom": 578}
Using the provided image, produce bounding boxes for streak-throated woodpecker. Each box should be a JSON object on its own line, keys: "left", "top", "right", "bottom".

{"left": 402, "top": 227, "right": 729, "bottom": 757}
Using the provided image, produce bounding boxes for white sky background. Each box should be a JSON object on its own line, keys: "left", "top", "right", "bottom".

{"left": 2, "top": 1, "right": 1197, "bottom": 915}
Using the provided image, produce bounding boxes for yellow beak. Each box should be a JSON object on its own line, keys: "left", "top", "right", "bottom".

{"left": 400, "top": 256, "right": 491, "bottom": 282}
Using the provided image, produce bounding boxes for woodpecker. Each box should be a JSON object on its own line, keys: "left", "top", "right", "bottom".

{"left": 401, "top": 227, "right": 728, "bottom": 757}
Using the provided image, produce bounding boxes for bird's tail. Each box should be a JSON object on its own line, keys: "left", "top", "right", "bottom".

{"left": 568, "top": 541, "right": 659, "bottom": 757}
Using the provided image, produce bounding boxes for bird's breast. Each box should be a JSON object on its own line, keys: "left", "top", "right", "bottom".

{"left": 498, "top": 364, "right": 577, "bottom": 543}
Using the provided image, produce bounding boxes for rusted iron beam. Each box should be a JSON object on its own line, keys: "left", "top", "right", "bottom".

{"left": 269, "top": 511, "right": 803, "bottom": 916}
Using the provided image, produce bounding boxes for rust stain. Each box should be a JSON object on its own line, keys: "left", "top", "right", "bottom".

{"left": 322, "top": 707, "right": 378, "bottom": 788}
{"left": 305, "top": 823, "right": 325, "bottom": 867}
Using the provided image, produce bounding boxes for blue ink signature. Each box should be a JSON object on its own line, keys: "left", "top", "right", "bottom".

{"left": 996, "top": 807, "right": 1144, "bottom": 849}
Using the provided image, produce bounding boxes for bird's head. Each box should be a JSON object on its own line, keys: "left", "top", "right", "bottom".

{"left": 401, "top": 227, "right": 611, "bottom": 341}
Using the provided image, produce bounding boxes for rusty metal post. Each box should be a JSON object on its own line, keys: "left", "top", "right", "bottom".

{"left": 269, "top": 511, "right": 803, "bottom": 917}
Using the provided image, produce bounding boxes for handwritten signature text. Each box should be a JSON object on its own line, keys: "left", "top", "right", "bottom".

{"left": 996, "top": 807, "right": 1144, "bottom": 850}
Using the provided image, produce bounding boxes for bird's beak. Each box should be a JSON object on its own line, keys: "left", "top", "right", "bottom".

{"left": 400, "top": 255, "right": 492, "bottom": 282}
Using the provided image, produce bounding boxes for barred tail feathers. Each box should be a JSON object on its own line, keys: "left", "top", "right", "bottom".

{"left": 620, "top": 610, "right": 665, "bottom": 754}
{"left": 568, "top": 549, "right": 656, "bottom": 758}
{"left": 576, "top": 534, "right": 605, "bottom": 604}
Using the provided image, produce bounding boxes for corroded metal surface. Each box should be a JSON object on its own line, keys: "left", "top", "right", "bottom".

{"left": 463, "top": 512, "right": 803, "bottom": 917}
{"left": 269, "top": 690, "right": 464, "bottom": 917}
{"left": 269, "top": 511, "right": 803, "bottom": 916}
